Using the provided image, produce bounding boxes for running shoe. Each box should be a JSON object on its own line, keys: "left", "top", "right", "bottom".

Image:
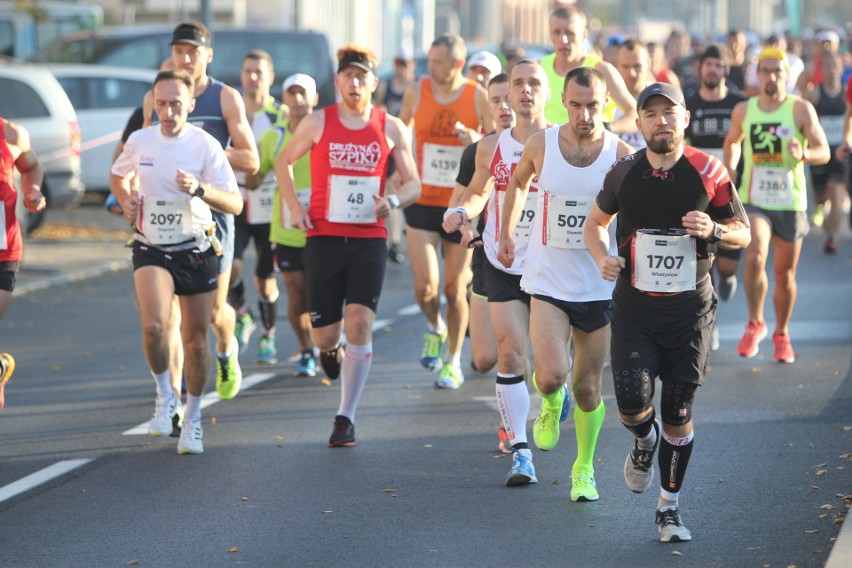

{"left": 810, "top": 204, "right": 825, "bottom": 228}
{"left": 772, "top": 332, "right": 795, "bottom": 363}
{"left": 177, "top": 419, "right": 204, "bottom": 454}
{"left": 533, "top": 384, "right": 571, "bottom": 451}
{"left": 216, "top": 338, "right": 243, "bottom": 400}
{"left": 320, "top": 344, "right": 344, "bottom": 380}
{"left": 296, "top": 351, "right": 317, "bottom": 377}
{"left": 497, "top": 425, "right": 512, "bottom": 454}
{"left": 824, "top": 237, "right": 837, "bottom": 254}
{"left": 434, "top": 363, "right": 464, "bottom": 389}
{"left": 420, "top": 331, "right": 447, "bottom": 372}
{"left": 717, "top": 274, "right": 737, "bottom": 301}
{"left": 736, "top": 319, "right": 767, "bottom": 358}
{"left": 148, "top": 394, "right": 183, "bottom": 437}
{"left": 656, "top": 506, "right": 692, "bottom": 542}
{"left": 0, "top": 353, "right": 16, "bottom": 414}
{"left": 624, "top": 417, "right": 661, "bottom": 493}
{"left": 388, "top": 243, "right": 406, "bottom": 264}
{"left": 257, "top": 336, "right": 278, "bottom": 365}
{"left": 234, "top": 311, "right": 256, "bottom": 354}
{"left": 505, "top": 450, "right": 538, "bottom": 486}
{"left": 328, "top": 415, "right": 356, "bottom": 447}
{"left": 570, "top": 464, "right": 599, "bottom": 502}
{"left": 710, "top": 323, "right": 720, "bottom": 351}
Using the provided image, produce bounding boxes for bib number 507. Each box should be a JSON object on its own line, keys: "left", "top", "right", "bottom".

{"left": 557, "top": 214, "right": 585, "bottom": 228}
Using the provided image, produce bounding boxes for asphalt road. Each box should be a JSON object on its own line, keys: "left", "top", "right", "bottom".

{"left": 0, "top": 203, "right": 849, "bottom": 567}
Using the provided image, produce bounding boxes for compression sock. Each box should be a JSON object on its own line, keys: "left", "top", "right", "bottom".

{"left": 496, "top": 374, "right": 530, "bottom": 447}
{"left": 258, "top": 290, "right": 279, "bottom": 333}
{"left": 658, "top": 429, "right": 694, "bottom": 496}
{"left": 336, "top": 343, "right": 373, "bottom": 422}
{"left": 574, "top": 400, "right": 605, "bottom": 469}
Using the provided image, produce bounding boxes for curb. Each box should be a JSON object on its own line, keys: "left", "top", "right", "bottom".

{"left": 16, "top": 259, "right": 132, "bottom": 296}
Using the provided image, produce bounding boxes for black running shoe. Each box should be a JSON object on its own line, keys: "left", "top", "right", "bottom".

{"left": 320, "top": 344, "right": 344, "bottom": 380}
{"left": 328, "top": 415, "right": 356, "bottom": 447}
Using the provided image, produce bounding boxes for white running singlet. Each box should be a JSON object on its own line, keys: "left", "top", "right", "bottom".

{"left": 521, "top": 127, "right": 619, "bottom": 302}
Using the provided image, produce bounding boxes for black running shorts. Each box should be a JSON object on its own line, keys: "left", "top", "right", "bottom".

{"left": 274, "top": 243, "right": 305, "bottom": 273}
{"left": 234, "top": 218, "right": 275, "bottom": 279}
{"left": 532, "top": 295, "right": 613, "bottom": 333}
{"left": 0, "top": 262, "right": 20, "bottom": 293}
{"left": 404, "top": 203, "right": 463, "bottom": 244}
{"left": 132, "top": 242, "right": 220, "bottom": 296}
{"left": 483, "top": 260, "right": 529, "bottom": 304}
{"left": 302, "top": 236, "right": 387, "bottom": 327}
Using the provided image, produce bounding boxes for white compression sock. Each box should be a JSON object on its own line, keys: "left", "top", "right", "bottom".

{"left": 336, "top": 343, "right": 373, "bottom": 422}
{"left": 496, "top": 376, "right": 530, "bottom": 448}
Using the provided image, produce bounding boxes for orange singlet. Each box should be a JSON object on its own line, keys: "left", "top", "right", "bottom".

{"left": 412, "top": 78, "right": 480, "bottom": 207}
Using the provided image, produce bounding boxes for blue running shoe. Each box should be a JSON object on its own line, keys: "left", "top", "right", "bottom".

{"left": 505, "top": 450, "right": 538, "bottom": 486}
{"left": 296, "top": 351, "right": 317, "bottom": 377}
{"left": 257, "top": 336, "right": 277, "bottom": 364}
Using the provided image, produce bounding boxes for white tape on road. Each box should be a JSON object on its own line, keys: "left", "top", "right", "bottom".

{"left": 0, "top": 459, "right": 94, "bottom": 504}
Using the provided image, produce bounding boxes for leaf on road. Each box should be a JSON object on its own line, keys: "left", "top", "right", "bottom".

{"left": 211, "top": 417, "right": 217, "bottom": 425}
{"left": 228, "top": 546, "right": 238, "bottom": 553}
{"left": 241, "top": 497, "right": 250, "bottom": 501}
{"left": 321, "top": 378, "right": 332, "bottom": 386}
{"left": 323, "top": 509, "right": 333, "bottom": 513}
{"left": 716, "top": 477, "right": 725, "bottom": 483}
{"left": 815, "top": 463, "right": 827, "bottom": 467}
{"left": 819, "top": 514, "right": 829, "bottom": 519}
{"left": 819, "top": 504, "right": 835, "bottom": 510}
{"left": 126, "top": 561, "right": 140, "bottom": 566}
{"left": 383, "top": 488, "right": 396, "bottom": 493}
{"left": 51, "top": 364, "right": 61, "bottom": 372}
{"left": 842, "top": 426, "right": 851, "bottom": 432}
{"left": 815, "top": 470, "right": 827, "bottom": 476}
{"left": 671, "top": 551, "right": 682, "bottom": 556}
{"left": 275, "top": 435, "right": 283, "bottom": 440}
{"left": 423, "top": 444, "right": 432, "bottom": 448}
{"left": 404, "top": 384, "right": 412, "bottom": 389}
{"left": 552, "top": 479, "right": 561, "bottom": 485}
{"left": 840, "top": 452, "right": 852, "bottom": 459}
{"left": 805, "top": 530, "right": 818, "bottom": 534}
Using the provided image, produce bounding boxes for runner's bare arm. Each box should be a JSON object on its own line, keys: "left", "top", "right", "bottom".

{"left": 837, "top": 100, "right": 852, "bottom": 162}
{"left": 6, "top": 121, "right": 45, "bottom": 213}
{"left": 176, "top": 169, "right": 242, "bottom": 215}
{"left": 475, "top": 85, "right": 495, "bottom": 134}
{"left": 598, "top": 61, "right": 638, "bottom": 134}
{"left": 386, "top": 115, "right": 421, "bottom": 209}
{"left": 496, "top": 133, "right": 543, "bottom": 268}
{"left": 584, "top": 202, "right": 624, "bottom": 282}
{"left": 448, "top": 135, "right": 498, "bottom": 227}
{"left": 398, "top": 80, "right": 421, "bottom": 127}
{"left": 142, "top": 90, "right": 154, "bottom": 128}
{"left": 221, "top": 86, "right": 260, "bottom": 174}
{"left": 792, "top": 99, "right": 830, "bottom": 166}
{"left": 615, "top": 138, "right": 635, "bottom": 159}
{"left": 723, "top": 102, "right": 747, "bottom": 182}
{"left": 274, "top": 111, "right": 324, "bottom": 231}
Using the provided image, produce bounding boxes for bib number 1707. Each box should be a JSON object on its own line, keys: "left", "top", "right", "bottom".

{"left": 646, "top": 254, "right": 684, "bottom": 269}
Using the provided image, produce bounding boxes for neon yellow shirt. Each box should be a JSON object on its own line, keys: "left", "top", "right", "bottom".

{"left": 542, "top": 53, "right": 617, "bottom": 124}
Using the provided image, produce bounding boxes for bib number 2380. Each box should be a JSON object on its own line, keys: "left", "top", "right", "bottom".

{"left": 328, "top": 175, "right": 379, "bottom": 224}
{"left": 631, "top": 231, "right": 696, "bottom": 293}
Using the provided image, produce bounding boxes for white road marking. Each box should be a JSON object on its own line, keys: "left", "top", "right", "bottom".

{"left": 122, "top": 372, "right": 276, "bottom": 435}
{"left": 0, "top": 459, "right": 94, "bottom": 504}
{"left": 397, "top": 297, "right": 445, "bottom": 317}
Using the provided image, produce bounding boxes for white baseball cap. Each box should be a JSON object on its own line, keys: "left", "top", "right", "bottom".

{"left": 282, "top": 73, "right": 317, "bottom": 101}
{"left": 467, "top": 51, "right": 502, "bottom": 78}
{"left": 815, "top": 29, "right": 839, "bottom": 44}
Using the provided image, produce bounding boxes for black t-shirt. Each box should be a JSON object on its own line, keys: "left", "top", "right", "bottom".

{"left": 685, "top": 91, "right": 747, "bottom": 150}
{"left": 121, "top": 107, "right": 145, "bottom": 143}
{"left": 596, "top": 147, "right": 741, "bottom": 282}
{"left": 455, "top": 140, "right": 478, "bottom": 187}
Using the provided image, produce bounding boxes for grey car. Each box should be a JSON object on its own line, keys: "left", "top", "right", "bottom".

{"left": 0, "top": 58, "right": 84, "bottom": 233}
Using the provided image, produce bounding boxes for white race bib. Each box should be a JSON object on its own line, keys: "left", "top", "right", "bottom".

{"left": 631, "top": 231, "right": 697, "bottom": 293}
{"left": 139, "top": 196, "right": 194, "bottom": 245}
{"left": 0, "top": 206, "right": 6, "bottom": 250}
{"left": 749, "top": 166, "right": 793, "bottom": 208}
{"left": 543, "top": 193, "right": 591, "bottom": 250}
{"left": 820, "top": 115, "right": 844, "bottom": 146}
{"left": 421, "top": 143, "right": 464, "bottom": 188}
{"left": 282, "top": 189, "right": 312, "bottom": 229}
{"left": 245, "top": 180, "right": 276, "bottom": 225}
{"left": 498, "top": 190, "right": 537, "bottom": 245}
{"left": 328, "top": 175, "right": 379, "bottom": 224}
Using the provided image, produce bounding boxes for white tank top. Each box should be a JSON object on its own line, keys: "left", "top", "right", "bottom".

{"left": 521, "top": 126, "right": 619, "bottom": 302}
{"left": 482, "top": 128, "right": 539, "bottom": 275}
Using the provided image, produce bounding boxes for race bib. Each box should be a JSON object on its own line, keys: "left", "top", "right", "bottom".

{"left": 138, "top": 196, "right": 193, "bottom": 245}
{"left": 498, "top": 190, "right": 537, "bottom": 245}
{"left": 820, "top": 116, "right": 844, "bottom": 146}
{"left": 543, "top": 193, "right": 591, "bottom": 250}
{"left": 282, "top": 189, "right": 311, "bottom": 229}
{"left": 0, "top": 206, "right": 6, "bottom": 250}
{"left": 421, "top": 143, "right": 464, "bottom": 188}
{"left": 749, "top": 166, "right": 793, "bottom": 208}
{"left": 328, "top": 175, "right": 379, "bottom": 224}
{"left": 245, "top": 180, "right": 275, "bottom": 225}
{"left": 631, "top": 231, "right": 697, "bottom": 293}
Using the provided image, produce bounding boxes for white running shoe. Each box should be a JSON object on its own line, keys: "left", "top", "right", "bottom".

{"left": 624, "top": 418, "right": 661, "bottom": 493}
{"left": 148, "top": 394, "right": 182, "bottom": 437}
{"left": 177, "top": 419, "right": 204, "bottom": 454}
{"left": 656, "top": 506, "right": 692, "bottom": 542}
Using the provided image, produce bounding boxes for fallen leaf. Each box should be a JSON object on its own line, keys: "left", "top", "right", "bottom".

{"left": 51, "top": 364, "right": 61, "bottom": 372}
{"left": 404, "top": 384, "right": 412, "bottom": 389}
{"left": 321, "top": 378, "right": 332, "bottom": 386}
{"left": 843, "top": 426, "right": 852, "bottom": 432}
{"left": 241, "top": 497, "right": 249, "bottom": 502}
{"left": 276, "top": 444, "right": 283, "bottom": 448}
{"left": 552, "top": 479, "right": 561, "bottom": 485}
{"left": 383, "top": 488, "right": 396, "bottom": 492}
{"left": 815, "top": 463, "right": 827, "bottom": 467}
{"left": 127, "top": 561, "right": 140, "bottom": 566}
{"left": 840, "top": 452, "right": 852, "bottom": 459}
{"left": 717, "top": 477, "right": 726, "bottom": 483}
{"left": 805, "top": 530, "right": 819, "bottom": 534}
{"left": 672, "top": 551, "right": 682, "bottom": 556}
{"left": 228, "top": 547, "right": 238, "bottom": 553}
{"left": 811, "top": 485, "right": 819, "bottom": 490}
{"left": 423, "top": 444, "right": 432, "bottom": 448}
{"left": 819, "top": 514, "right": 829, "bottom": 519}
{"left": 815, "top": 470, "right": 827, "bottom": 476}
{"left": 275, "top": 435, "right": 283, "bottom": 440}
{"left": 807, "top": 443, "right": 815, "bottom": 448}
{"left": 211, "top": 417, "right": 217, "bottom": 425}
{"left": 819, "top": 504, "right": 836, "bottom": 510}
{"left": 323, "top": 509, "right": 333, "bottom": 513}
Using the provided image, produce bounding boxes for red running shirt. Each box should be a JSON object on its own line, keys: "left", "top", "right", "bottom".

{"left": 0, "top": 119, "right": 22, "bottom": 262}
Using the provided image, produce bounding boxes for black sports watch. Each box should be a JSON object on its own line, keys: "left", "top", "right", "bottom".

{"left": 706, "top": 222, "right": 724, "bottom": 244}
{"left": 193, "top": 185, "right": 205, "bottom": 200}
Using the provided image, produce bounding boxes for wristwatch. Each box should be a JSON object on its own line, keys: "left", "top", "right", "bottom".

{"left": 193, "top": 185, "right": 205, "bottom": 200}
{"left": 706, "top": 222, "right": 724, "bottom": 244}
{"left": 387, "top": 194, "right": 400, "bottom": 210}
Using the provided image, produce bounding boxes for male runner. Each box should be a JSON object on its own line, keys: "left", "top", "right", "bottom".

{"left": 614, "top": 38, "right": 654, "bottom": 149}
{"left": 466, "top": 51, "right": 503, "bottom": 89}
{"left": 249, "top": 73, "right": 319, "bottom": 376}
{"left": 276, "top": 45, "right": 420, "bottom": 446}
{"left": 685, "top": 44, "right": 748, "bottom": 348}
{"left": 499, "top": 67, "right": 633, "bottom": 501}
{"left": 112, "top": 70, "right": 242, "bottom": 454}
{"left": 724, "top": 48, "right": 830, "bottom": 363}
{"left": 230, "top": 50, "right": 286, "bottom": 363}
{"left": 804, "top": 54, "right": 848, "bottom": 253}
{"left": 399, "top": 33, "right": 493, "bottom": 388}
{"left": 542, "top": 5, "right": 637, "bottom": 132}
{"left": 585, "top": 82, "right": 750, "bottom": 541}
{"left": 142, "top": 22, "right": 258, "bottom": 404}
{"left": 0, "top": 117, "right": 45, "bottom": 413}
{"left": 443, "top": 60, "right": 548, "bottom": 482}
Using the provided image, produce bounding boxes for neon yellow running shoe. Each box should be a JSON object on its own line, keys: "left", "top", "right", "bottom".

{"left": 434, "top": 363, "right": 464, "bottom": 389}
{"left": 420, "top": 331, "right": 447, "bottom": 372}
{"left": 533, "top": 384, "right": 571, "bottom": 451}
{"left": 216, "top": 337, "right": 243, "bottom": 400}
{"left": 570, "top": 464, "right": 599, "bottom": 502}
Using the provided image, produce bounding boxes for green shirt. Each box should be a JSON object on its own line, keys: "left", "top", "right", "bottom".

{"left": 739, "top": 96, "right": 808, "bottom": 212}
{"left": 542, "top": 53, "right": 617, "bottom": 125}
{"left": 259, "top": 123, "right": 311, "bottom": 247}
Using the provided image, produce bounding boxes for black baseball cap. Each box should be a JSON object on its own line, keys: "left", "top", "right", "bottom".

{"left": 170, "top": 23, "right": 211, "bottom": 47}
{"left": 636, "top": 82, "right": 686, "bottom": 110}
{"left": 338, "top": 52, "right": 376, "bottom": 74}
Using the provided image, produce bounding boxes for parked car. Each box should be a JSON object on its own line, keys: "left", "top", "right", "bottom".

{"left": 0, "top": 58, "right": 83, "bottom": 234}
{"left": 47, "top": 64, "right": 155, "bottom": 193}
{"left": 32, "top": 26, "right": 337, "bottom": 108}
